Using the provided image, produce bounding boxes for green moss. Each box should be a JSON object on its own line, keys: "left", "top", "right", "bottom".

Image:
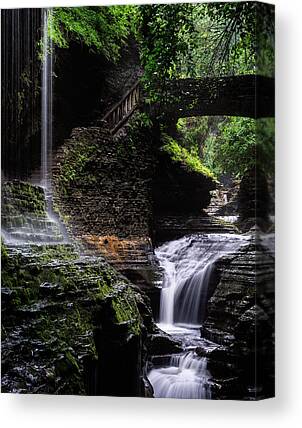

{"left": 30, "top": 244, "right": 78, "bottom": 263}
{"left": 1, "top": 240, "right": 9, "bottom": 267}
{"left": 2, "top": 181, "right": 47, "bottom": 218}
{"left": 111, "top": 288, "right": 141, "bottom": 336}
{"left": 161, "top": 134, "right": 216, "bottom": 180}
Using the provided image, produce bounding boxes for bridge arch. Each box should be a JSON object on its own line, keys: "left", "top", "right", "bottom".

{"left": 157, "top": 75, "right": 274, "bottom": 119}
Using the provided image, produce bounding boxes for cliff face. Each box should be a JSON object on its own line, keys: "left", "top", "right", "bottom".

{"left": 53, "top": 121, "right": 155, "bottom": 241}
{"left": 52, "top": 114, "right": 216, "bottom": 292}
{"left": 152, "top": 151, "right": 215, "bottom": 216}
{"left": 52, "top": 119, "right": 216, "bottom": 247}
{"left": 1, "top": 181, "right": 153, "bottom": 396}
{"left": 201, "top": 234, "right": 275, "bottom": 399}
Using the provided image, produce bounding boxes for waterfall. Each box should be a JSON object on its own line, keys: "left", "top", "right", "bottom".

{"left": 1, "top": 10, "right": 69, "bottom": 246}
{"left": 148, "top": 233, "right": 249, "bottom": 399}
{"left": 41, "top": 8, "right": 53, "bottom": 192}
{"left": 148, "top": 351, "right": 212, "bottom": 399}
{"left": 156, "top": 233, "right": 248, "bottom": 331}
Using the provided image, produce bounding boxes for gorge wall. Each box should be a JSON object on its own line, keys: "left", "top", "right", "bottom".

{"left": 1, "top": 181, "right": 155, "bottom": 396}
{"left": 52, "top": 114, "right": 216, "bottom": 288}
{"left": 200, "top": 234, "right": 275, "bottom": 399}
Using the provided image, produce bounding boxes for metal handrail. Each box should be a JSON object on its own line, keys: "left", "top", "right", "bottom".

{"left": 102, "top": 81, "right": 140, "bottom": 134}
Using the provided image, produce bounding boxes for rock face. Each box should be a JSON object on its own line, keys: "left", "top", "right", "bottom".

{"left": 52, "top": 117, "right": 162, "bottom": 310}
{"left": 154, "top": 215, "right": 237, "bottom": 245}
{"left": 146, "top": 329, "right": 183, "bottom": 356}
{"left": 52, "top": 115, "right": 217, "bottom": 299}
{"left": 1, "top": 9, "right": 43, "bottom": 181}
{"left": 201, "top": 234, "right": 275, "bottom": 400}
{"left": 53, "top": 119, "right": 156, "bottom": 242}
{"left": 238, "top": 168, "right": 271, "bottom": 230}
{"left": 53, "top": 39, "right": 142, "bottom": 150}
{"left": 1, "top": 182, "right": 153, "bottom": 396}
{"left": 153, "top": 151, "right": 215, "bottom": 216}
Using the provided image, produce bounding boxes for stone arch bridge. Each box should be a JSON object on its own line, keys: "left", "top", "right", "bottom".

{"left": 159, "top": 74, "right": 274, "bottom": 119}
{"left": 103, "top": 74, "right": 274, "bottom": 133}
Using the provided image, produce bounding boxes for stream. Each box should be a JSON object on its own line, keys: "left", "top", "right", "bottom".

{"left": 148, "top": 233, "right": 249, "bottom": 399}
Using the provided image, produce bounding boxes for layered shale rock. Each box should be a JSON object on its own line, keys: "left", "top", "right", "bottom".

{"left": 238, "top": 168, "right": 271, "bottom": 231}
{"left": 153, "top": 151, "right": 216, "bottom": 217}
{"left": 53, "top": 120, "right": 155, "bottom": 241}
{"left": 1, "top": 182, "right": 154, "bottom": 396}
{"left": 52, "top": 118, "right": 161, "bottom": 305}
{"left": 201, "top": 233, "right": 275, "bottom": 399}
{"left": 154, "top": 215, "right": 237, "bottom": 245}
{"left": 1, "top": 180, "right": 64, "bottom": 243}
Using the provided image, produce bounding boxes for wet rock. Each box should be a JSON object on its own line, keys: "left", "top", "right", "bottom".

{"left": 1, "top": 236, "right": 153, "bottom": 396}
{"left": 154, "top": 215, "right": 237, "bottom": 244}
{"left": 201, "top": 234, "right": 275, "bottom": 399}
{"left": 147, "top": 329, "right": 183, "bottom": 356}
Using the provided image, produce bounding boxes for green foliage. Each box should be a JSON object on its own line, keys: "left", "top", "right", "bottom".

{"left": 176, "top": 117, "right": 221, "bottom": 155}
{"left": 203, "top": 117, "right": 275, "bottom": 178}
{"left": 50, "top": 6, "right": 136, "bottom": 61}
{"left": 162, "top": 134, "right": 215, "bottom": 180}
{"left": 137, "top": 1, "right": 274, "bottom": 98}
{"left": 178, "top": 2, "right": 274, "bottom": 77}
{"left": 128, "top": 112, "right": 153, "bottom": 130}
{"left": 136, "top": 3, "right": 194, "bottom": 101}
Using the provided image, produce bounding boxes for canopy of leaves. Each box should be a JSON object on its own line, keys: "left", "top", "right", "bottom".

{"left": 49, "top": 3, "right": 274, "bottom": 82}
{"left": 136, "top": 3, "right": 194, "bottom": 102}
{"left": 176, "top": 116, "right": 222, "bottom": 156}
{"left": 50, "top": 6, "right": 136, "bottom": 62}
{"left": 137, "top": 1, "right": 274, "bottom": 94}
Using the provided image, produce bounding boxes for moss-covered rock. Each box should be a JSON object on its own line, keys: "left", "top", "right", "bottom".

{"left": 1, "top": 181, "right": 65, "bottom": 243}
{"left": 2, "top": 181, "right": 46, "bottom": 220}
{"left": 1, "top": 234, "right": 150, "bottom": 395}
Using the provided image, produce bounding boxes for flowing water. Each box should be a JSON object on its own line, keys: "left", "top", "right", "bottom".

{"left": 41, "top": 9, "right": 53, "bottom": 192}
{"left": 2, "top": 9, "right": 68, "bottom": 246}
{"left": 148, "top": 233, "right": 249, "bottom": 399}
{"left": 148, "top": 350, "right": 212, "bottom": 399}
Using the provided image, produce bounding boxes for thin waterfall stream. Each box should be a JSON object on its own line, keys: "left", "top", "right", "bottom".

{"left": 148, "top": 233, "right": 249, "bottom": 399}
{"left": 41, "top": 8, "right": 53, "bottom": 194}
{"left": 2, "top": 9, "right": 68, "bottom": 246}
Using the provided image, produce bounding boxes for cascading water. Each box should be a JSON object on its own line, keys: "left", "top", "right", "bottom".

{"left": 1, "top": 9, "right": 68, "bottom": 246}
{"left": 148, "top": 233, "right": 249, "bottom": 399}
{"left": 41, "top": 8, "right": 53, "bottom": 193}
{"left": 157, "top": 233, "right": 248, "bottom": 331}
{"left": 148, "top": 351, "right": 212, "bottom": 399}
